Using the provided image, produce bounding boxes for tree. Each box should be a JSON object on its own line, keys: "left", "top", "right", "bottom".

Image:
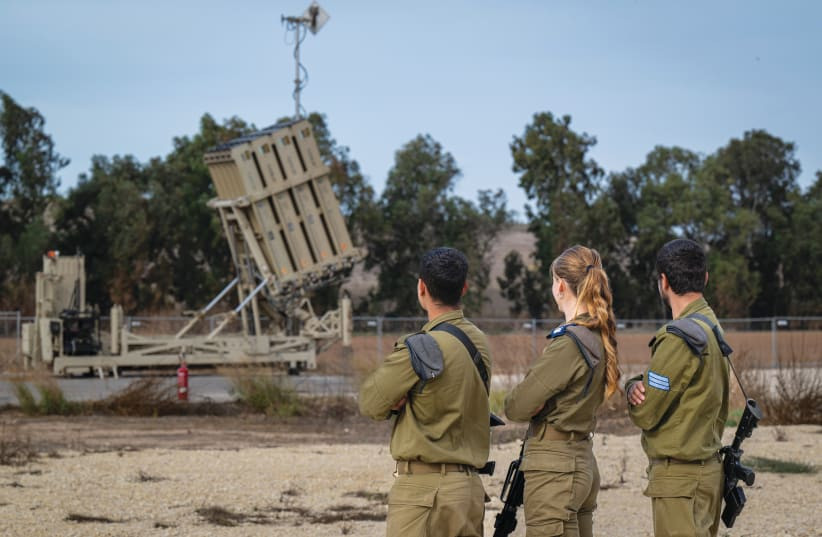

{"left": 54, "top": 155, "right": 151, "bottom": 312}
{"left": 703, "top": 130, "right": 801, "bottom": 316}
{"left": 785, "top": 171, "right": 822, "bottom": 314}
{"left": 502, "top": 112, "right": 605, "bottom": 316}
{"left": 0, "top": 92, "right": 68, "bottom": 310}
{"left": 364, "top": 134, "right": 510, "bottom": 315}
{"left": 55, "top": 114, "right": 255, "bottom": 312}
{"left": 0, "top": 92, "right": 68, "bottom": 233}
{"left": 496, "top": 251, "right": 547, "bottom": 318}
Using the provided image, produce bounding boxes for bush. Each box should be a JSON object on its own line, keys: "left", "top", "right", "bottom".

{"left": 748, "top": 456, "right": 817, "bottom": 474}
{"left": 12, "top": 381, "right": 80, "bottom": 416}
{"left": 742, "top": 357, "right": 822, "bottom": 425}
{"left": 91, "top": 376, "right": 177, "bottom": 417}
{"left": 229, "top": 369, "right": 303, "bottom": 417}
{"left": 13, "top": 383, "right": 38, "bottom": 415}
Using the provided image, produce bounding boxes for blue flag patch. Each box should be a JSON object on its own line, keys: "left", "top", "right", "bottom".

{"left": 647, "top": 371, "right": 670, "bottom": 392}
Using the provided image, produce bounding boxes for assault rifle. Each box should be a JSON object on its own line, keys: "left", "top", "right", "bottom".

{"left": 720, "top": 398, "right": 763, "bottom": 528}
{"left": 493, "top": 440, "right": 525, "bottom": 537}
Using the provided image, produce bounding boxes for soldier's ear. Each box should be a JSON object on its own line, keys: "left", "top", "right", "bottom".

{"left": 658, "top": 273, "right": 670, "bottom": 293}
{"left": 418, "top": 279, "right": 427, "bottom": 297}
{"left": 704, "top": 272, "right": 709, "bottom": 287}
{"left": 461, "top": 282, "right": 468, "bottom": 297}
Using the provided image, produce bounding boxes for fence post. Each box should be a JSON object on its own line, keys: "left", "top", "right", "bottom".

{"left": 770, "top": 317, "right": 778, "bottom": 368}
{"left": 16, "top": 310, "right": 21, "bottom": 358}
{"left": 376, "top": 316, "right": 383, "bottom": 363}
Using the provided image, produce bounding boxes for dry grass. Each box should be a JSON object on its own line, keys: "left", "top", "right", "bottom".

{"left": 13, "top": 379, "right": 81, "bottom": 416}
{"left": 741, "top": 356, "right": 822, "bottom": 425}
{"left": 65, "top": 513, "right": 125, "bottom": 524}
{"left": 89, "top": 377, "right": 178, "bottom": 417}
{"left": 748, "top": 456, "right": 818, "bottom": 474}
{"left": 226, "top": 367, "right": 303, "bottom": 417}
{"left": 134, "top": 470, "right": 167, "bottom": 483}
{"left": 195, "top": 506, "right": 269, "bottom": 527}
{"left": 0, "top": 423, "right": 37, "bottom": 466}
{"left": 343, "top": 490, "right": 388, "bottom": 503}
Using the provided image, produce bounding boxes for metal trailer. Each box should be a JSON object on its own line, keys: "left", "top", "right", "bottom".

{"left": 21, "top": 118, "right": 363, "bottom": 377}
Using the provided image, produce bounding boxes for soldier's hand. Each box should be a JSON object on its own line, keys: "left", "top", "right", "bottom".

{"left": 628, "top": 382, "right": 646, "bottom": 406}
{"left": 391, "top": 396, "right": 407, "bottom": 411}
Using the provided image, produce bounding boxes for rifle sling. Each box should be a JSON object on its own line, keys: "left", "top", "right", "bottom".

{"left": 686, "top": 312, "right": 749, "bottom": 400}
{"left": 431, "top": 322, "right": 489, "bottom": 394}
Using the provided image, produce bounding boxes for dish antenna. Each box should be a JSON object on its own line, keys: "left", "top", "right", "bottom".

{"left": 282, "top": 2, "right": 330, "bottom": 119}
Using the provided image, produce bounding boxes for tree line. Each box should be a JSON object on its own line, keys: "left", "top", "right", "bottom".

{"left": 1, "top": 92, "right": 820, "bottom": 318}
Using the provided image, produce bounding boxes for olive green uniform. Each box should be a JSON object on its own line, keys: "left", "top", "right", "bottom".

{"left": 504, "top": 317, "right": 606, "bottom": 537}
{"left": 359, "top": 310, "right": 491, "bottom": 537}
{"left": 626, "top": 298, "right": 730, "bottom": 537}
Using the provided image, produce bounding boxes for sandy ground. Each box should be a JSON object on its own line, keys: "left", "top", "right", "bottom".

{"left": 0, "top": 416, "right": 820, "bottom": 537}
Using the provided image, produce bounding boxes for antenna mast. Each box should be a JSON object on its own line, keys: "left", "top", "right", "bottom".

{"left": 281, "top": 2, "right": 330, "bottom": 119}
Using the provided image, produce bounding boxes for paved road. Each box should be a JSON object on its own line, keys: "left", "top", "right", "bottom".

{"left": 0, "top": 373, "right": 357, "bottom": 406}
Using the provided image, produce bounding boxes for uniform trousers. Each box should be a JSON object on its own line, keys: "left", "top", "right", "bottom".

{"left": 386, "top": 469, "right": 485, "bottom": 537}
{"left": 521, "top": 437, "right": 599, "bottom": 537}
{"left": 643, "top": 456, "right": 723, "bottom": 537}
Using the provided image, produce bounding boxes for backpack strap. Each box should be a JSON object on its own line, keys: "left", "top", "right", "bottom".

{"left": 687, "top": 312, "right": 734, "bottom": 357}
{"left": 548, "top": 323, "right": 602, "bottom": 397}
{"left": 431, "top": 322, "right": 490, "bottom": 394}
{"left": 664, "top": 318, "right": 709, "bottom": 358}
{"left": 686, "top": 312, "right": 749, "bottom": 399}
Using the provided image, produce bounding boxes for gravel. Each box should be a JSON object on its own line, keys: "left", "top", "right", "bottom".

{"left": 0, "top": 425, "right": 820, "bottom": 537}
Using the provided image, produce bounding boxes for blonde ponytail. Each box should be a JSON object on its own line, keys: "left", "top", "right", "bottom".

{"left": 551, "top": 246, "right": 621, "bottom": 398}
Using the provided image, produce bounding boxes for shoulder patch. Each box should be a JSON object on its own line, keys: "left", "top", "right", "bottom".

{"left": 665, "top": 318, "right": 708, "bottom": 357}
{"left": 647, "top": 370, "right": 670, "bottom": 392}
{"left": 405, "top": 332, "right": 444, "bottom": 381}
{"left": 548, "top": 324, "right": 569, "bottom": 339}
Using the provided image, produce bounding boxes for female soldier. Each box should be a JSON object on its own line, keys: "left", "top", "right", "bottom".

{"left": 504, "top": 245, "right": 620, "bottom": 537}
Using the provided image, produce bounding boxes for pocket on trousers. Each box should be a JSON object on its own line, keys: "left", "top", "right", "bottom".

{"left": 522, "top": 451, "right": 575, "bottom": 527}
{"left": 643, "top": 477, "right": 698, "bottom": 499}
{"left": 387, "top": 480, "right": 437, "bottom": 537}
{"left": 388, "top": 480, "right": 437, "bottom": 507}
{"left": 521, "top": 451, "right": 574, "bottom": 473}
{"left": 525, "top": 519, "right": 564, "bottom": 537}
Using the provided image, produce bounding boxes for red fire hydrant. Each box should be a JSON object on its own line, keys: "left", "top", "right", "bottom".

{"left": 177, "top": 356, "right": 189, "bottom": 401}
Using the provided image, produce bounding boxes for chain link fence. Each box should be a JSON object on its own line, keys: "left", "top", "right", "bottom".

{"left": 2, "top": 312, "right": 820, "bottom": 374}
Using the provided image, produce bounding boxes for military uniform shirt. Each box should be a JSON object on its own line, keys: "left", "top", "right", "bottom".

{"left": 358, "top": 310, "right": 492, "bottom": 469}
{"left": 626, "top": 297, "right": 730, "bottom": 461}
{"left": 505, "top": 316, "right": 606, "bottom": 435}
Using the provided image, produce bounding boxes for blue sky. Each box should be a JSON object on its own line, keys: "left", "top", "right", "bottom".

{"left": 2, "top": 0, "right": 820, "bottom": 218}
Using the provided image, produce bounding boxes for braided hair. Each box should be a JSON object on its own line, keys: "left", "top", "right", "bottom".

{"left": 551, "top": 245, "right": 621, "bottom": 398}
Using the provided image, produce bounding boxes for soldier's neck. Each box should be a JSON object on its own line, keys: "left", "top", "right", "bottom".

{"left": 669, "top": 292, "right": 703, "bottom": 319}
{"left": 426, "top": 304, "right": 460, "bottom": 322}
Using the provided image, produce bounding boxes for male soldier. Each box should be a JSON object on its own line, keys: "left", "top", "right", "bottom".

{"left": 359, "top": 247, "right": 491, "bottom": 537}
{"left": 626, "top": 238, "right": 730, "bottom": 537}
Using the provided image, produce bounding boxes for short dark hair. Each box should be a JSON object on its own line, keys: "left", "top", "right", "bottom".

{"left": 419, "top": 247, "right": 468, "bottom": 306}
{"left": 655, "top": 238, "right": 707, "bottom": 295}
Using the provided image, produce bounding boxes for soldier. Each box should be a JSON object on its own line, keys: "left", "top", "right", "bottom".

{"left": 505, "top": 245, "right": 621, "bottom": 537}
{"left": 626, "top": 238, "right": 730, "bottom": 537}
{"left": 358, "top": 247, "right": 492, "bottom": 537}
